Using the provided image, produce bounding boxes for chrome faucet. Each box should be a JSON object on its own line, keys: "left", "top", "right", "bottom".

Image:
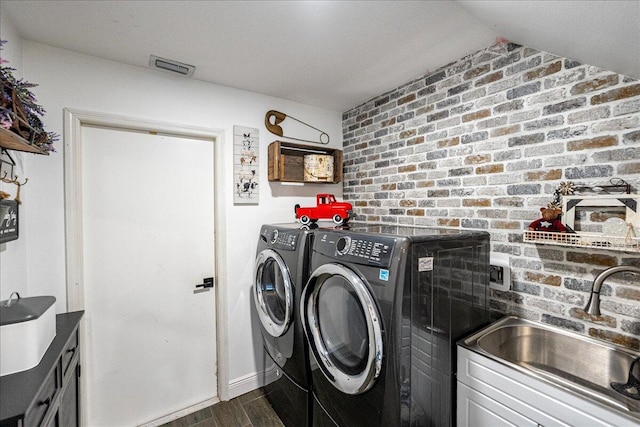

{"left": 584, "top": 265, "right": 640, "bottom": 316}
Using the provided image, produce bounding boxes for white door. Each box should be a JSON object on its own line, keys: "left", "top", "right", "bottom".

{"left": 80, "top": 125, "right": 217, "bottom": 426}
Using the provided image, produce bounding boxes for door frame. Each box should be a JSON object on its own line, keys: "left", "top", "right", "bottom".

{"left": 63, "top": 108, "right": 230, "bottom": 424}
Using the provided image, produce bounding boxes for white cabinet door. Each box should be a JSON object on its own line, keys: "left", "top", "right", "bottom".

{"left": 457, "top": 346, "right": 639, "bottom": 427}
{"left": 457, "top": 382, "right": 538, "bottom": 427}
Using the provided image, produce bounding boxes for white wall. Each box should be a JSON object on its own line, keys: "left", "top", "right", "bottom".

{"left": 0, "top": 13, "right": 29, "bottom": 299}
{"left": 3, "top": 39, "right": 342, "bottom": 396}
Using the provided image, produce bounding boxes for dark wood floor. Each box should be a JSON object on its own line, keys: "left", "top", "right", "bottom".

{"left": 160, "top": 388, "right": 283, "bottom": 427}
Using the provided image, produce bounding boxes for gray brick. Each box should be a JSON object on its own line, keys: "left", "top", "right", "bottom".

{"left": 461, "top": 88, "right": 488, "bottom": 102}
{"left": 450, "top": 103, "right": 475, "bottom": 116}
{"left": 436, "top": 96, "right": 460, "bottom": 109}
{"left": 427, "top": 189, "right": 450, "bottom": 198}
{"left": 592, "top": 147, "right": 640, "bottom": 162}
{"left": 621, "top": 320, "right": 640, "bottom": 335}
{"left": 374, "top": 128, "right": 388, "bottom": 138}
{"left": 565, "top": 165, "right": 614, "bottom": 179}
{"left": 449, "top": 167, "right": 474, "bottom": 176}
{"left": 425, "top": 70, "right": 446, "bottom": 86}
{"left": 543, "top": 98, "right": 587, "bottom": 115}
{"left": 427, "top": 110, "right": 449, "bottom": 122}
{"left": 546, "top": 125, "right": 589, "bottom": 140}
{"left": 494, "top": 149, "right": 522, "bottom": 161}
{"left": 417, "top": 85, "right": 436, "bottom": 97}
{"left": 528, "top": 88, "right": 566, "bottom": 105}
{"left": 524, "top": 142, "right": 564, "bottom": 157}
{"left": 493, "top": 51, "right": 522, "bottom": 69}
{"left": 487, "top": 76, "right": 520, "bottom": 94}
{"left": 477, "top": 116, "right": 509, "bottom": 129}
{"left": 461, "top": 218, "right": 489, "bottom": 229}
{"left": 461, "top": 131, "right": 489, "bottom": 144}
{"left": 510, "top": 109, "right": 541, "bottom": 123}
{"left": 565, "top": 59, "right": 581, "bottom": 69}
{"left": 448, "top": 82, "right": 472, "bottom": 96}
{"left": 541, "top": 314, "right": 585, "bottom": 333}
{"left": 396, "top": 112, "right": 415, "bottom": 122}
{"left": 507, "top": 184, "right": 541, "bottom": 195}
{"left": 523, "top": 116, "right": 565, "bottom": 131}
{"left": 614, "top": 99, "right": 640, "bottom": 116}
{"left": 508, "top": 133, "right": 545, "bottom": 147}
{"left": 567, "top": 106, "right": 610, "bottom": 124}
{"left": 507, "top": 82, "right": 541, "bottom": 99}
{"left": 544, "top": 68, "right": 586, "bottom": 89}
{"left": 494, "top": 99, "right": 524, "bottom": 113}
{"left": 426, "top": 150, "right": 447, "bottom": 160}
{"left": 477, "top": 95, "right": 508, "bottom": 110}
{"left": 623, "top": 130, "right": 640, "bottom": 144}
{"left": 591, "top": 116, "right": 640, "bottom": 132}
{"left": 506, "top": 159, "right": 543, "bottom": 171}
{"left": 506, "top": 56, "right": 542, "bottom": 76}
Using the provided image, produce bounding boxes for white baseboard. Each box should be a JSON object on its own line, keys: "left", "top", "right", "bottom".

{"left": 228, "top": 363, "right": 279, "bottom": 400}
{"left": 138, "top": 365, "right": 279, "bottom": 426}
{"left": 139, "top": 396, "right": 221, "bottom": 427}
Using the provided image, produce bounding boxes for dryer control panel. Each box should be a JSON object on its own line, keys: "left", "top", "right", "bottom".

{"left": 315, "top": 232, "right": 395, "bottom": 267}
{"left": 261, "top": 228, "right": 298, "bottom": 251}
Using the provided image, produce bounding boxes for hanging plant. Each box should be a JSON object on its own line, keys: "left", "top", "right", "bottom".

{"left": 1, "top": 40, "right": 58, "bottom": 153}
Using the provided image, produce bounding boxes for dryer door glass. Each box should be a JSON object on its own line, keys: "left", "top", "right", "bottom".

{"left": 254, "top": 249, "right": 293, "bottom": 337}
{"left": 317, "top": 276, "right": 368, "bottom": 375}
{"left": 302, "top": 263, "right": 383, "bottom": 395}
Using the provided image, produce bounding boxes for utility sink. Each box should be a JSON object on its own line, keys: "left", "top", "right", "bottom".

{"left": 461, "top": 316, "right": 640, "bottom": 415}
{"left": 0, "top": 294, "right": 56, "bottom": 376}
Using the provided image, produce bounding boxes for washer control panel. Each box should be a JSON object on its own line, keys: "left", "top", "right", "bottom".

{"left": 315, "top": 232, "right": 395, "bottom": 267}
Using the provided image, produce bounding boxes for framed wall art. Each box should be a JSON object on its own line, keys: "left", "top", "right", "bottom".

{"left": 562, "top": 195, "right": 639, "bottom": 232}
{"left": 233, "top": 125, "right": 259, "bottom": 205}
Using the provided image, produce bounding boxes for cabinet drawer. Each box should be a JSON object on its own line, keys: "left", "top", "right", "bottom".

{"left": 61, "top": 330, "right": 79, "bottom": 378}
{"left": 24, "top": 366, "right": 59, "bottom": 427}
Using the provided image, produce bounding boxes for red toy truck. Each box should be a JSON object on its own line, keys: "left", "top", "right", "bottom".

{"left": 295, "top": 194, "right": 353, "bottom": 225}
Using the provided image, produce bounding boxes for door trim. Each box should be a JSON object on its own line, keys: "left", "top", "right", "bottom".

{"left": 62, "top": 108, "right": 229, "bottom": 423}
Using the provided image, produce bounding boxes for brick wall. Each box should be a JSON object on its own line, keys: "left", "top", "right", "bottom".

{"left": 342, "top": 43, "right": 640, "bottom": 349}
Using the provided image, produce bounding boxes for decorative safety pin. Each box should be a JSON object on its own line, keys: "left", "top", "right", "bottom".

{"left": 265, "top": 110, "right": 330, "bottom": 145}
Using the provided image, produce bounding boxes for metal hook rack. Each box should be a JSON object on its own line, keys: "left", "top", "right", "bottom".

{"left": 0, "top": 148, "right": 17, "bottom": 181}
{"left": 0, "top": 149, "right": 28, "bottom": 205}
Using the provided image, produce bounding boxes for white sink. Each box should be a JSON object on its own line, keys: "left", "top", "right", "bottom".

{"left": 0, "top": 294, "right": 56, "bottom": 376}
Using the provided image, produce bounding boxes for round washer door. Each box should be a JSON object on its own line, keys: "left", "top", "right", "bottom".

{"left": 254, "top": 249, "right": 293, "bottom": 337}
{"left": 301, "top": 263, "right": 383, "bottom": 395}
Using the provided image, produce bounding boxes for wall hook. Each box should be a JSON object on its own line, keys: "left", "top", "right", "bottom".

{"left": 0, "top": 171, "right": 28, "bottom": 205}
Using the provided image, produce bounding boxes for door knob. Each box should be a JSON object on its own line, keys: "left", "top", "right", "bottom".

{"left": 196, "top": 277, "right": 214, "bottom": 289}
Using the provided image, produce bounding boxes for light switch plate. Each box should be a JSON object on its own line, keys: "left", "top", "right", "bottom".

{"left": 490, "top": 252, "right": 510, "bottom": 291}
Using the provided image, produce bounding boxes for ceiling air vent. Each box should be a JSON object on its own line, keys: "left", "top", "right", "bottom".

{"left": 149, "top": 55, "right": 195, "bottom": 77}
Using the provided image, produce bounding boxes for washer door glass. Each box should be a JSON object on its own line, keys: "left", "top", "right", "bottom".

{"left": 302, "top": 263, "right": 383, "bottom": 395}
{"left": 254, "top": 249, "right": 293, "bottom": 337}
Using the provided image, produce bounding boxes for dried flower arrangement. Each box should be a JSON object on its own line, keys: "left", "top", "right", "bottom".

{"left": 1, "top": 40, "right": 58, "bottom": 153}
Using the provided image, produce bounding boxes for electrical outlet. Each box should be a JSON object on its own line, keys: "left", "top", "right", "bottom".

{"left": 490, "top": 253, "right": 510, "bottom": 291}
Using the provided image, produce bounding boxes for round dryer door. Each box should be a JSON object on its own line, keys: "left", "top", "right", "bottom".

{"left": 301, "top": 263, "right": 383, "bottom": 395}
{"left": 254, "top": 249, "right": 293, "bottom": 337}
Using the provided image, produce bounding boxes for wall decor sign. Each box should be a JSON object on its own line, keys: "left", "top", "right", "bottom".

{"left": 233, "top": 125, "right": 259, "bottom": 204}
{"left": 0, "top": 199, "right": 18, "bottom": 243}
{"left": 562, "top": 195, "right": 639, "bottom": 247}
{"left": 562, "top": 195, "right": 639, "bottom": 231}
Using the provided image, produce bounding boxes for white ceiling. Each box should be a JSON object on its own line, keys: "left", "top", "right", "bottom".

{"left": 1, "top": 1, "right": 638, "bottom": 112}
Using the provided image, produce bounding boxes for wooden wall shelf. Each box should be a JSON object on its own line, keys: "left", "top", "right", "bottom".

{"left": 0, "top": 128, "right": 49, "bottom": 155}
{"left": 268, "top": 140, "right": 342, "bottom": 183}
